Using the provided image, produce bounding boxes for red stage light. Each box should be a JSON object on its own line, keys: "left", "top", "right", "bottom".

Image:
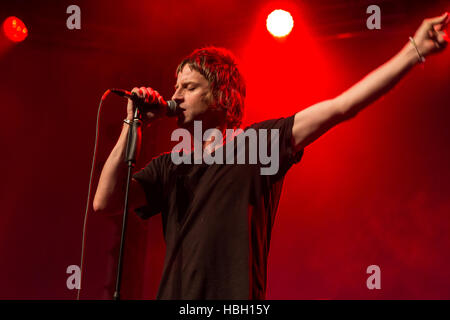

{"left": 3, "top": 16, "right": 28, "bottom": 42}
{"left": 266, "top": 9, "right": 293, "bottom": 37}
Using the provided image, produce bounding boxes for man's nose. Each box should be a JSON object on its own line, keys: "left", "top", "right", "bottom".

{"left": 171, "top": 90, "right": 184, "bottom": 103}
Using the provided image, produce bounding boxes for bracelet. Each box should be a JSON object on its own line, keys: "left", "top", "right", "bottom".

{"left": 123, "top": 118, "right": 142, "bottom": 125}
{"left": 409, "top": 37, "right": 425, "bottom": 64}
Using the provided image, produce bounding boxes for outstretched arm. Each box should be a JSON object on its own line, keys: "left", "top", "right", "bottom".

{"left": 292, "top": 12, "right": 449, "bottom": 150}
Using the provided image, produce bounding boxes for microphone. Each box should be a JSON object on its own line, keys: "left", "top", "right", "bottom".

{"left": 110, "top": 88, "right": 179, "bottom": 117}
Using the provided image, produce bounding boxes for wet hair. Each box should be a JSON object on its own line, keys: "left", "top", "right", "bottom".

{"left": 176, "top": 47, "right": 246, "bottom": 129}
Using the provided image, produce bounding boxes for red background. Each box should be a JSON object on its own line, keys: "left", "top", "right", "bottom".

{"left": 0, "top": 0, "right": 449, "bottom": 299}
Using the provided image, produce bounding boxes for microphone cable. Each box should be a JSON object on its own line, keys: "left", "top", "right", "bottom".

{"left": 77, "top": 89, "right": 111, "bottom": 300}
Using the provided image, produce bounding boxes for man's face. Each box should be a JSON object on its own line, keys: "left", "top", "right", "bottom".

{"left": 172, "top": 64, "right": 213, "bottom": 129}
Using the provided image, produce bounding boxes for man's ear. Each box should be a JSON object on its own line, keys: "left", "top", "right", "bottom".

{"left": 204, "top": 89, "right": 216, "bottom": 107}
{"left": 204, "top": 89, "right": 228, "bottom": 124}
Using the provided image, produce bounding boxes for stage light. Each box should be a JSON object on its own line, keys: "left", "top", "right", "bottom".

{"left": 266, "top": 9, "right": 293, "bottom": 37}
{"left": 3, "top": 16, "right": 28, "bottom": 42}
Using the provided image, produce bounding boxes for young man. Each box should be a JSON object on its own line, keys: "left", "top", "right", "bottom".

{"left": 93, "top": 13, "right": 449, "bottom": 299}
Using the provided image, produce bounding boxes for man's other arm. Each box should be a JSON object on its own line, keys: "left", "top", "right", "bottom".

{"left": 292, "top": 13, "right": 449, "bottom": 150}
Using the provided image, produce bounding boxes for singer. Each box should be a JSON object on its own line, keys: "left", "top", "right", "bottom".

{"left": 93, "top": 12, "right": 449, "bottom": 299}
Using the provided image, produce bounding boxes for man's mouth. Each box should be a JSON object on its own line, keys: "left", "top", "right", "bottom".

{"left": 175, "top": 105, "right": 186, "bottom": 117}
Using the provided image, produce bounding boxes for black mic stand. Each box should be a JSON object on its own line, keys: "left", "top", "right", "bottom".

{"left": 113, "top": 107, "right": 142, "bottom": 300}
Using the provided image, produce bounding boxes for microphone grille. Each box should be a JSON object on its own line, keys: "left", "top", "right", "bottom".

{"left": 167, "top": 100, "right": 178, "bottom": 117}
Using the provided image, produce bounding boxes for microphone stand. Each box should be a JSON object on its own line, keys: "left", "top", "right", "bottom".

{"left": 113, "top": 107, "right": 142, "bottom": 300}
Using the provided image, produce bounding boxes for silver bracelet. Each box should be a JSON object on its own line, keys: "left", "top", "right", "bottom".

{"left": 409, "top": 37, "right": 425, "bottom": 64}
{"left": 123, "top": 119, "right": 142, "bottom": 125}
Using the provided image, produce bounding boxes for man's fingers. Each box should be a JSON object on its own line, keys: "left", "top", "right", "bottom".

{"left": 137, "top": 87, "right": 145, "bottom": 98}
{"left": 130, "top": 86, "right": 161, "bottom": 104}
{"left": 429, "top": 26, "right": 448, "bottom": 48}
{"left": 149, "top": 88, "right": 164, "bottom": 104}
{"left": 434, "top": 14, "right": 450, "bottom": 31}
{"left": 428, "top": 12, "right": 449, "bottom": 26}
{"left": 137, "top": 86, "right": 146, "bottom": 103}
{"left": 437, "top": 30, "right": 448, "bottom": 48}
{"left": 131, "top": 87, "right": 140, "bottom": 95}
{"left": 146, "top": 87, "right": 156, "bottom": 103}
{"left": 155, "top": 91, "right": 163, "bottom": 104}
{"left": 130, "top": 87, "right": 143, "bottom": 101}
{"left": 443, "top": 30, "right": 450, "bottom": 42}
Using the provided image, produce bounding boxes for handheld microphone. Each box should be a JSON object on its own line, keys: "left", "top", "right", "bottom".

{"left": 110, "top": 88, "right": 179, "bottom": 117}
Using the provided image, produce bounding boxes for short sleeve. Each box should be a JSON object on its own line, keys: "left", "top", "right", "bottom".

{"left": 132, "top": 154, "right": 167, "bottom": 219}
{"left": 249, "top": 114, "right": 304, "bottom": 181}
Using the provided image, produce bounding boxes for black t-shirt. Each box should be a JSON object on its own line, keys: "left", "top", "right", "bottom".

{"left": 133, "top": 114, "right": 304, "bottom": 299}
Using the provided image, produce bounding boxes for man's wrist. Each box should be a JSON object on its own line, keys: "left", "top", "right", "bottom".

{"left": 401, "top": 40, "right": 422, "bottom": 68}
{"left": 123, "top": 118, "right": 143, "bottom": 126}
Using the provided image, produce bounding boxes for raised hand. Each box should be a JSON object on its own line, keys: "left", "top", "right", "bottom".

{"left": 412, "top": 12, "right": 449, "bottom": 58}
